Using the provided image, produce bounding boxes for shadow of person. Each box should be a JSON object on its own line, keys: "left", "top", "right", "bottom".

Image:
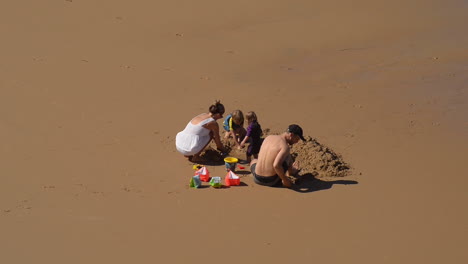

{"left": 234, "top": 170, "right": 251, "bottom": 175}
{"left": 195, "top": 159, "right": 225, "bottom": 166}
{"left": 193, "top": 148, "right": 234, "bottom": 166}
{"left": 291, "top": 173, "right": 358, "bottom": 193}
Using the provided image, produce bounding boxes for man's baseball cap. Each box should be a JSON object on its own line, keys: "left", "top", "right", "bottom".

{"left": 287, "top": 124, "right": 306, "bottom": 141}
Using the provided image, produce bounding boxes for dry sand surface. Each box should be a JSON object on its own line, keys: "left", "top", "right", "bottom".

{"left": 1, "top": 0, "right": 467, "bottom": 263}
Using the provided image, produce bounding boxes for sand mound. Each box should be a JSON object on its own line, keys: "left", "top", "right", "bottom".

{"left": 262, "top": 129, "right": 351, "bottom": 178}
{"left": 291, "top": 136, "right": 351, "bottom": 178}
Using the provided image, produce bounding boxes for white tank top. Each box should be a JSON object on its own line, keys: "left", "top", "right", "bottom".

{"left": 183, "top": 116, "right": 214, "bottom": 136}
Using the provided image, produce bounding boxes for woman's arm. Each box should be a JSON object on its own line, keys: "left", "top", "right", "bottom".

{"left": 206, "top": 121, "right": 226, "bottom": 152}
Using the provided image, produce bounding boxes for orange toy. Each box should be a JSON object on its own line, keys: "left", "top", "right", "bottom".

{"left": 195, "top": 166, "right": 210, "bottom": 182}
{"left": 225, "top": 170, "right": 240, "bottom": 186}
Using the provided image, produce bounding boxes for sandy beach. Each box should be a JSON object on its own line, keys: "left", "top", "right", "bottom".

{"left": 1, "top": 0, "right": 467, "bottom": 263}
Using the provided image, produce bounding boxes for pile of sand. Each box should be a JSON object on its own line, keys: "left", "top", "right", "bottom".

{"left": 291, "top": 136, "right": 351, "bottom": 178}
{"left": 261, "top": 129, "right": 351, "bottom": 178}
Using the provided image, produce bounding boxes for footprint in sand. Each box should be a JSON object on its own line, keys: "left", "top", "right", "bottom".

{"left": 3, "top": 200, "right": 33, "bottom": 215}
{"left": 121, "top": 186, "right": 142, "bottom": 193}
{"left": 353, "top": 104, "right": 363, "bottom": 109}
{"left": 280, "top": 66, "right": 294, "bottom": 71}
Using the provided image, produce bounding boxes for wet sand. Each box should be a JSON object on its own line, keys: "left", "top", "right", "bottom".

{"left": 1, "top": 0, "right": 467, "bottom": 263}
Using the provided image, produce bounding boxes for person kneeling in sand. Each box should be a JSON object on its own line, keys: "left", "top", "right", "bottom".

{"left": 175, "top": 100, "right": 228, "bottom": 162}
{"left": 223, "top": 109, "right": 246, "bottom": 149}
{"left": 250, "top": 124, "right": 305, "bottom": 188}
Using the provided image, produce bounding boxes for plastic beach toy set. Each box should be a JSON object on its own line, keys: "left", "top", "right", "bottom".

{"left": 189, "top": 157, "right": 242, "bottom": 188}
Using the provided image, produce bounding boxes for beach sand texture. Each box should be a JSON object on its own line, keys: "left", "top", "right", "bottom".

{"left": 1, "top": 0, "right": 467, "bottom": 263}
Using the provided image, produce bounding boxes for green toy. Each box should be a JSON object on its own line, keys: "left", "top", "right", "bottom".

{"left": 209, "top": 176, "right": 222, "bottom": 188}
{"left": 190, "top": 175, "right": 202, "bottom": 188}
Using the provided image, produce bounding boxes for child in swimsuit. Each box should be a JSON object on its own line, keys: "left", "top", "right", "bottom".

{"left": 239, "top": 111, "right": 263, "bottom": 162}
{"left": 223, "top": 110, "right": 246, "bottom": 149}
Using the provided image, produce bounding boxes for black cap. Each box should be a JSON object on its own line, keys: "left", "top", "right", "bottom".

{"left": 287, "top": 124, "right": 306, "bottom": 141}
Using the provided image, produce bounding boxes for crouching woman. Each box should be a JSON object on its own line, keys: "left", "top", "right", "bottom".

{"left": 175, "top": 100, "right": 228, "bottom": 162}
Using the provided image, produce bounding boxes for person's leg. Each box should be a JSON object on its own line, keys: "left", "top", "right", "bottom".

{"left": 249, "top": 142, "right": 260, "bottom": 161}
{"left": 246, "top": 154, "right": 252, "bottom": 163}
{"left": 290, "top": 160, "right": 301, "bottom": 175}
{"left": 290, "top": 161, "right": 300, "bottom": 175}
{"left": 251, "top": 163, "right": 281, "bottom": 186}
{"left": 246, "top": 144, "right": 253, "bottom": 163}
{"left": 191, "top": 133, "right": 214, "bottom": 162}
{"left": 284, "top": 154, "right": 300, "bottom": 176}
{"left": 250, "top": 158, "right": 258, "bottom": 167}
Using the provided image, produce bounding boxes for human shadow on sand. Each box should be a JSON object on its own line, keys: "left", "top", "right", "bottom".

{"left": 234, "top": 170, "right": 251, "bottom": 175}
{"left": 193, "top": 159, "right": 225, "bottom": 166}
{"left": 196, "top": 181, "right": 249, "bottom": 189}
{"left": 194, "top": 149, "right": 227, "bottom": 166}
{"left": 290, "top": 173, "right": 358, "bottom": 193}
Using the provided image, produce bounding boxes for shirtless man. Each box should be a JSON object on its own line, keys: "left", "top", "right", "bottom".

{"left": 250, "top": 124, "right": 305, "bottom": 188}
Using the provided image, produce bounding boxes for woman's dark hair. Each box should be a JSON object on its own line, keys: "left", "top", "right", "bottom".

{"left": 209, "top": 100, "right": 225, "bottom": 115}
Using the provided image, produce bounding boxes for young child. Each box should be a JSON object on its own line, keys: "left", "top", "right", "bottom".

{"left": 239, "top": 111, "right": 263, "bottom": 162}
{"left": 223, "top": 109, "right": 246, "bottom": 149}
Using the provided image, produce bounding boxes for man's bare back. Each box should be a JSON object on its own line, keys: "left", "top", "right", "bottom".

{"left": 253, "top": 134, "right": 290, "bottom": 177}
{"left": 250, "top": 124, "right": 305, "bottom": 188}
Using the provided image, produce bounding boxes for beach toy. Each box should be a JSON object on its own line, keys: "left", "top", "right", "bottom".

{"left": 209, "top": 176, "right": 222, "bottom": 188}
{"left": 225, "top": 170, "right": 240, "bottom": 186}
{"left": 192, "top": 164, "right": 203, "bottom": 170}
{"left": 224, "top": 157, "right": 238, "bottom": 171}
{"left": 190, "top": 175, "right": 202, "bottom": 188}
{"left": 237, "top": 165, "right": 245, "bottom": 170}
{"left": 195, "top": 166, "right": 211, "bottom": 182}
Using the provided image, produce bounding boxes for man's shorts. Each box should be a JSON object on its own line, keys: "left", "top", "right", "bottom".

{"left": 250, "top": 163, "right": 282, "bottom": 187}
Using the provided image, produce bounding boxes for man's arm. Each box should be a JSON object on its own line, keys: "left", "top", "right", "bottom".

{"left": 273, "top": 147, "right": 293, "bottom": 188}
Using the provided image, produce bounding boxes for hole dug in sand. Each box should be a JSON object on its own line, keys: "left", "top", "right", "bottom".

{"left": 196, "top": 148, "right": 225, "bottom": 166}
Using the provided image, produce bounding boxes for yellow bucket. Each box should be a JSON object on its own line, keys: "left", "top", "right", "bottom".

{"left": 224, "top": 157, "right": 238, "bottom": 171}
